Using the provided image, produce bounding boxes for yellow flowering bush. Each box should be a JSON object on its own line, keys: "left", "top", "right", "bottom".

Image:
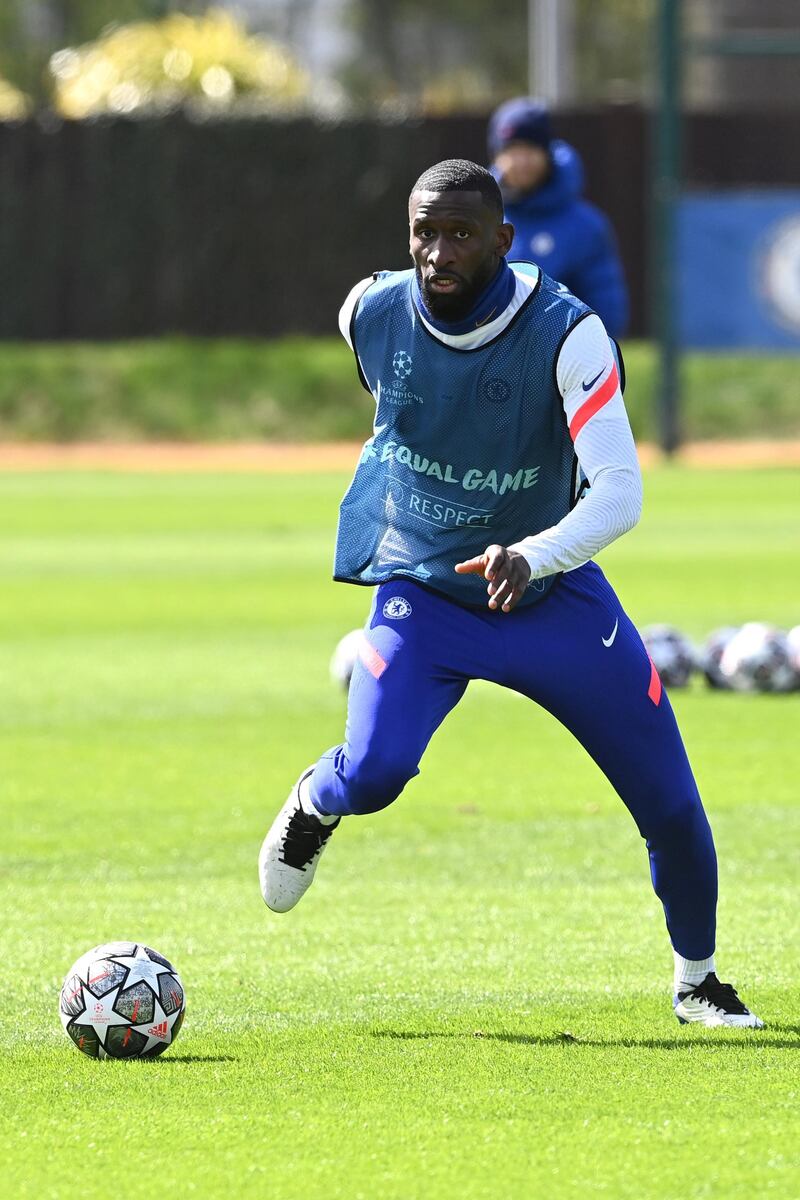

{"left": 50, "top": 9, "right": 308, "bottom": 118}
{"left": 0, "top": 76, "right": 30, "bottom": 120}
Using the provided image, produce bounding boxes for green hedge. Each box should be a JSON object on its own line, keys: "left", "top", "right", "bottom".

{"left": 0, "top": 338, "right": 797, "bottom": 442}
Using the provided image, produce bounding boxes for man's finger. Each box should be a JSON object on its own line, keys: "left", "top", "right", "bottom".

{"left": 494, "top": 579, "right": 525, "bottom": 612}
{"left": 483, "top": 545, "right": 507, "bottom": 580}
{"left": 454, "top": 555, "right": 488, "bottom": 576}
{"left": 487, "top": 569, "right": 510, "bottom": 597}
{"left": 500, "top": 583, "right": 524, "bottom": 613}
{"left": 488, "top": 575, "right": 513, "bottom": 608}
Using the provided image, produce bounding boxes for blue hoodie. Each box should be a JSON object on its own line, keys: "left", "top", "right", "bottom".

{"left": 491, "top": 139, "right": 629, "bottom": 338}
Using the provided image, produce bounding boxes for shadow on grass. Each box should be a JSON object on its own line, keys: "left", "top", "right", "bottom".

{"left": 372, "top": 1025, "right": 799, "bottom": 1051}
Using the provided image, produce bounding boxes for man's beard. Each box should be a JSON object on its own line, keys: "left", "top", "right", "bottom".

{"left": 416, "top": 267, "right": 485, "bottom": 322}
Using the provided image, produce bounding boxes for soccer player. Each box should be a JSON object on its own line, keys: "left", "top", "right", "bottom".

{"left": 259, "top": 159, "right": 762, "bottom": 1029}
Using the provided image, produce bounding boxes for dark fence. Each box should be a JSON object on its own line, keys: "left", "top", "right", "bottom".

{"left": 0, "top": 107, "right": 797, "bottom": 341}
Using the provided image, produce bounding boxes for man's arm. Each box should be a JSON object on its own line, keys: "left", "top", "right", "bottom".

{"left": 455, "top": 313, "right": 642, "bottom": 611}
{"left": 338, "top": 277, "right": 374, "bottom": 350}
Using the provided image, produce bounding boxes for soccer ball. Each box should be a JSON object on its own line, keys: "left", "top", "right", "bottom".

{"left": 641, "top": 624, "right": 695, "bottom": 687}
{"left": 330, "top": 628, "right": 363, "bottom": 690}
{"left": 787, "top": 625, "right": 800, "bottom": 673}
{"left": 700, "top": 625, "right": 740, "bottom": 690}
{"left": 719, "top": 622, "right": 799, "bottom": 693}
{"left": 59, "top": 941, "right": 186, "bottom": 1059}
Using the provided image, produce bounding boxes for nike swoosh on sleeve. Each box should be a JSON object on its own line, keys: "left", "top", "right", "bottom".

{"left": 581, "top": 369, "right": 604, "bottom": 392}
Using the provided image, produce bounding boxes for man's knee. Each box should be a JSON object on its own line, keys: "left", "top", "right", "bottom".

{"left": 644, "top": 789, "right": 711, "bottom": 851}
{"left": 341, "top": 750, "right": 419, "bottom": 815}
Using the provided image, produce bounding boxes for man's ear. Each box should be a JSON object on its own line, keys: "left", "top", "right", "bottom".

{"left": 497, "top": 221, "right": 514, "bottom": 256}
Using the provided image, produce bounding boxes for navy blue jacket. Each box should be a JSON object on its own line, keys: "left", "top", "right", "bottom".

{"left": 492, "top": 140, "right": 629, "bottom": 338}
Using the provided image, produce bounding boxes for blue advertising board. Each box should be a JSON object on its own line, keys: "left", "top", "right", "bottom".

{"left": 677, "top": 191, "right": 800, "bottom": 349}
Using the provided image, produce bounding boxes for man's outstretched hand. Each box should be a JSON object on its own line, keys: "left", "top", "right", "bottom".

{"left": 454, "top": 545, "right": 531, "bottom": 612}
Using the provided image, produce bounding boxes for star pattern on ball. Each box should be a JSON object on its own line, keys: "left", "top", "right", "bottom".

{"left": 110, "top": 943, "right": 175, "bottom": 993}
{"left": 71, "top": 985, "right": 130, "bottom": 1045}
{"left": 133, "top": 995, "right": 183, "bottom": 1054}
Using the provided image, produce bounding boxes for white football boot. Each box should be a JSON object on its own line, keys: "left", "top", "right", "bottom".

{"left": 259, "top": 768, "right": 339, "bottom": 913}
{"left": 674, "top": 972, "right": 764, "bottom": 1028}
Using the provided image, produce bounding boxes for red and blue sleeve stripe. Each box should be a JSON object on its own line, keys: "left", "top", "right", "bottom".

{"left": 568, "top": 362, "right": 620, "bottom": 441}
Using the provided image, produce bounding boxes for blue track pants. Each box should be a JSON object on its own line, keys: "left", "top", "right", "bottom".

{"left": 310, "top": 563, "right": 717, "bottom": 958}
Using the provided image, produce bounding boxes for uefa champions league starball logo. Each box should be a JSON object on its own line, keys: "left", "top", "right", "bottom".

{"left": 392, "top": 350, "right": 413, "bottom": 379}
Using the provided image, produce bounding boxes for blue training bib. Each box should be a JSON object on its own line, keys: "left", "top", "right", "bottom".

{"left": 334, "top": 264, "right": 591, "bottom": 608}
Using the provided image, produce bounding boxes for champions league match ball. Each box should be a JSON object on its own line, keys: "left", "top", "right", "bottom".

{"left": 330, "top": 628, "right": 363, "bottom": 691}
{"left": 641, "top": 624, "right": 695, "bottom": 688}
{"left": 719, "top": 622, "right": 799, "bottom": 693}
{"left": 787, "top": 625, "right": 800, "bottom": 674}
{"left": 59, "top": 942, "right": 186, "bottom": 1059}
{"left": 700, "top": 626, "right": 740, "bottom": 690}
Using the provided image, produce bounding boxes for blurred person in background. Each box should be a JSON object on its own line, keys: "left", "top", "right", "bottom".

{"left": 489, "top": 97, "right": 629, "bottom": 339}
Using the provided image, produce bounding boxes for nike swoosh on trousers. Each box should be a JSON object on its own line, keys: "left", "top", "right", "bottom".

{"left": 602, "top": 618, "right": 619, "bottom": 647}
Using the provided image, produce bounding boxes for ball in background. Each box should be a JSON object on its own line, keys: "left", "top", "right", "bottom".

{"left": 700, "top": 625, "right": 740, "bottom": 690}
{"left": 330, "top": 628, "right": 363, "bottom": 691}
{"left": 786, "top": 625, "right": 800, "bottom": 673}
{"left": 641, "top": 624, "right": 695, "bottom": 688}
{"left": 719, "top": 622, "right": 799, "bottom": 693}
{"left": 59, "top": 941, "right": 185, "bottom": 1059}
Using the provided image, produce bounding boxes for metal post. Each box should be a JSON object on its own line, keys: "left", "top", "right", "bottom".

{"left": 529, "top": 0, "right": 574, "bottom": 104}
{"left": 653, "top": 0, "right": 682, "bottom": 454}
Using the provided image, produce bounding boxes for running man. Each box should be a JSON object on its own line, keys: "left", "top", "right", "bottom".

{"left": 259, "top": 159, "right": 762, "bottom": 1028}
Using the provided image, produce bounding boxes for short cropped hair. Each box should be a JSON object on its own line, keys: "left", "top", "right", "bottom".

{"left": 410, "top": 159, "right": 504, "bottom": 221}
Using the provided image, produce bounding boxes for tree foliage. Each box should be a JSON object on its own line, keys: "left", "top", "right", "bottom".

{"left": 0, "top": 1, "right": 172, "bottom": 103}
{"left": 343, "top": 0, "right": 528, "bottom": 110}
{"left": 342, "top": 0, "right": 653, "bottom": 110}
{"left": 0, "top": 3, "right": 306, "bottom": 113}
{"left": 0, "top": 0, "right": 654, "bottom": 117}
{"left": 49, "top": 9, "right": 308, "bottom": 118}
{"left": 574, "top": 0, "right": 654, "bottom": 103}
{"left": 0, "top": 76, "right": 30, "bottom": 119}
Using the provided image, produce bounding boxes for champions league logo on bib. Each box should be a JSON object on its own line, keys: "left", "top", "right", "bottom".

{"left": 383, "top": 596, "right": 412, "bottom": 620}
{"left": 392, "top": 351, "right": 413, "bottom": 378}
{"left": 379, "top": 351, "right": 424, "bottom": 408}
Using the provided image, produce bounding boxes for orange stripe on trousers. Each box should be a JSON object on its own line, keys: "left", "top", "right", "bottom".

{"left": 647, "top": 657, "right": 663, "bottom": 706}
{"left": 359, "top": 634, "right": 387, "bottom": 679}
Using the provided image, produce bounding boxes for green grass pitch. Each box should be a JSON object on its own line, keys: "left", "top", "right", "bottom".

{"left": 1, "top": 464, "right": 798, "bottom": 1199}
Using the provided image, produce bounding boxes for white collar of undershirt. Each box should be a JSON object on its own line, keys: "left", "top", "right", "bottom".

{"left": 414, "top": 265, "right": 540, "bottom": 350}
